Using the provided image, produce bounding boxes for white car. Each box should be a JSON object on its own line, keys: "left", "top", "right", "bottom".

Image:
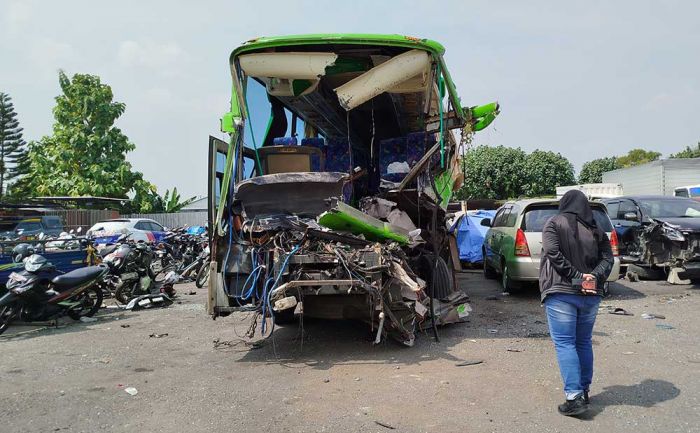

{"left": 87, "top": 218, "right": 167, "bottom": 244}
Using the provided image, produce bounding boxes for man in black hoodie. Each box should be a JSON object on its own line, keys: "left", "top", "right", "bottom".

{"left": 540, "top": 190, "right": 614, "bottom": 416}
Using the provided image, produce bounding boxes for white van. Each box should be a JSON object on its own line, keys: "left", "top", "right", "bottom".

{"left": 674, "top": 184, "right": 700, "bottom": 201}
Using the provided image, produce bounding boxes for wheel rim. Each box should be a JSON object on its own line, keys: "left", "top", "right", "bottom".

{"left": 71, "top": 289, "right": 101, "bottom": 316}
{"left": 502, "top": 264, "right": 508, "bottom": 289}
{"left": 196, "top": 266, "right": 210, "bottom": 286}
{"left": 0, "top": 304, "right": 18, "bottom": 331}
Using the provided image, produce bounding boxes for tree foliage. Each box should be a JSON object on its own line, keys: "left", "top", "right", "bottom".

{"left": 123, "top": 184, "right": 197, "bottom": 214}
{"left": 522, "top": 150, "right": 575, "bottom": 197}
{"left": 0, "top": 92, "right": 30, "bottom": 199}
{"left": 616, "top": 148, "right": 661, "bottom": 168}
{"left": 670, "top": 142, "right": 700, "bottom": 158}
{"left": 456, "top": 145, "right": 527, "bottom": 200}
{"left": 456, "top": 146, "right": 576, "bottom": 200}
{"left": 578, "top": 156, "right": 620, "bottom": 184}
{"left": 159, "top": 188, "right": 197, "bottom": 213}
{"left": 23, "top": 71, "right": 146, "bottom": 199}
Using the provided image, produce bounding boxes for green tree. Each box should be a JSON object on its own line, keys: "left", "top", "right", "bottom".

{"left": 24, "top": 71, "right": 148, "bottom": 204}
{"left": 616, "top": 148, "right": 661, "bottom": 168}
{"left": 123, "top": 183, "right": 197, "bottom": 214}
{"left": 456, "top": 145, "right": 527, "bottom": 200}
{"left": 578, "top": 156, "right": 620, "bottom": 183}
{"left": 670, "top": 142, "right": 700, "bottom": 158}
{"left": 0, "top": 92, "right": 30, "bottom": 199}
{"left": 160, "top": 188, "right": 197, "bottom": 212}
{"left": 123, "top": 179, "right": 161, "bottom": 213}
{"left": 522, "top": 150, "right": 575, "bottom": 197}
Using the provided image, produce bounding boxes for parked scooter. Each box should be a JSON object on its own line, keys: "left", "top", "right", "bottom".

{"left": 101, "top": 234, "right": 156, "bottom": 304}
{"left": 0, "top": 245, "right": 107, "bottom": 335}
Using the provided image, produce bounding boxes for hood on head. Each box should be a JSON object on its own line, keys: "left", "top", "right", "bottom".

{"left": 559, "top": 189, "right": 596, "bottom": 228}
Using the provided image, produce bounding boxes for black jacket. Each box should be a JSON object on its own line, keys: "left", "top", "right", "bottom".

{"left": 539, "top": 191, "right": 614, "bottom": 301}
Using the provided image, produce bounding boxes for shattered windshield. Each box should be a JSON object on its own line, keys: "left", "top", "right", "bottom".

{"left": 640, "top": 199, "right": 700, "bottom": 218}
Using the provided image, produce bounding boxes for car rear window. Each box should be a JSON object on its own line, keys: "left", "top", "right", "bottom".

{"left": 17, "top": 221, "right": 43, "bottom": 231}
{"left": 44, "top": 217, "right": 63, "bottom": 229}
{"left": 522, "top": 205, "right": 613, "bottom": 232}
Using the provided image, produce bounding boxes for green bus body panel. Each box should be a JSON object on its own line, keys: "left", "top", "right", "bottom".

{"left": 318, "top": 212, "right": 409, "bottom": 244}
{"left": 231, "top": 34, "right": 445, "bottom": 57}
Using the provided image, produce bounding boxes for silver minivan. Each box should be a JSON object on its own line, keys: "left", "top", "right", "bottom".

{"left": 482, "top": 199, "right": 621, "bottom": 291}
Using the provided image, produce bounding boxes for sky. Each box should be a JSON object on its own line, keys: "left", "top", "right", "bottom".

{"left": 1, "top": 0, "right": 698, "bottom": 198}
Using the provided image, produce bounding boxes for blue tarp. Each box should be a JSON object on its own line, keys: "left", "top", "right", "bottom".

{"left": 450, "top": 210, "right": 497, "bottom": 263}
{"left": 186, "top": 226, "right": 206, "bottom": 235}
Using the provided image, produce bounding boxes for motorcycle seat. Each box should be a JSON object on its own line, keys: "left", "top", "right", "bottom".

{"left": 99, "top": 244, "right": 118, "bottom": 257}
{"left": 52, "top": 266, "right": 105, "bottom": 290}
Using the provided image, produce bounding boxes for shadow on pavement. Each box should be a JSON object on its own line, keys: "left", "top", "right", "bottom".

{"left": 0, "top": 307, "right": 133, "bottom": 342}
{"left": 581, "top": 379, "right": 681, "bottom": 420}
{"left": 233, "top": 316, "right": 469, "bottom": 370}
{"left": 604, "top": 281, "right": 647, "bottom": 300}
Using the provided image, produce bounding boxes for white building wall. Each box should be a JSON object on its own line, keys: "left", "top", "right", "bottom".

{"left": 603, "top": 162, "right": 664, "bottom": 195}
{"left": 602, "top": 158, "right": 700, "bottom": 196}
{"left": 662, "top": 159, "right": 700, "bottom": 195}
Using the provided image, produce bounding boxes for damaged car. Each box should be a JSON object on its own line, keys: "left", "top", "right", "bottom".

{"left": 603, "top": 195, "right": 700, "bottom": 282}
{"left": 205, "top": 34, "right": 500, "bottom": 345}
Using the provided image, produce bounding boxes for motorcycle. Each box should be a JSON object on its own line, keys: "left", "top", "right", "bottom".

{"left": 180, "top": 238, "right": 209, "bottom": 283}
{"left": 151, "top": 227, "right": 207, "bottom": 282}
{"left": 101, "top": 234, "right": 156, "bottom": 304}
{"left": 0, "top": 246, "right": 107, "bottom": 335}
{"left": 194, "top": 243, "right": 211, "bottom": 288}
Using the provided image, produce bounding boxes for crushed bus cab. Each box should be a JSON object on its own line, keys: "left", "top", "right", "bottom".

{"left": 206, "top": 34, "right": 499, "bottom": 346}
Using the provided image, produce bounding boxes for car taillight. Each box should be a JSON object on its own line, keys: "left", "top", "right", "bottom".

{"left": 610, "top": 229, "right": 620, "bottom": 256}
{"left": 514, "top": 228, "right": 531, "bottom": 257}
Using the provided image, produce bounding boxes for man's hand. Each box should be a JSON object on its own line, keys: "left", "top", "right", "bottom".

{"left": 582, "top": 273, "right": 595, "bottom": 280}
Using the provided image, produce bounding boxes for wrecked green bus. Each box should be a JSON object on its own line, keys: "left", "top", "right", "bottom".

{"left": 207, "top": 34, "right": 498, "bottom": 345}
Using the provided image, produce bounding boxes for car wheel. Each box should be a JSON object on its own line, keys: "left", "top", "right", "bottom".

{"left": 483, "top": 249, "right": 497, "bottom": 279}
{"left": 501, "top": 259, "right": 520, "bottom": 292}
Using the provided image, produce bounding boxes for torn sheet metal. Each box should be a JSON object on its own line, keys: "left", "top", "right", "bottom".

{"left": 239, "top": 52, "right": 338, "bottom": 79}
{"left": 235, "top": 172, "right": 346, "bottom": 219}
{"left": 638, "top": 219, "right": 700, "bottom": 274}
{"left": 222, "top": 207, "right": 468, "bottom": 346}
{"left": 621, "top": 218, "right": 700, "bottom": 281}
{"left": 334, "top": 49, "right": 431, "bottom": 110}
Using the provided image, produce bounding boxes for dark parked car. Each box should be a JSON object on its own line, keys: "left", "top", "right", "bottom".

{"left": 0, "top": 216, "right": 65, "bottom": 240}
{"left": 602, "top": 195, "right": 700, "bottom": 280}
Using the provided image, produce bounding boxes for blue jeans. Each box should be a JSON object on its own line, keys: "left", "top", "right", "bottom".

{"left": 544, "top": 293, "right": 601, "bottom": 400}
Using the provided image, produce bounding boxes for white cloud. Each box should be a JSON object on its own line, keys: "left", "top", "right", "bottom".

{"left": 117, "top": 40, "right": 187, "bottom": 76}
{"left": 28, "top": 37, "right": 76, "bottom": 76}
{"left": 2, "top": 0, "right": 33, "bottom": 37}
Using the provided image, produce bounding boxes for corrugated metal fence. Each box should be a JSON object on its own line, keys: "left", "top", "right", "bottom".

{"left": 45, "top": 209, "right": 119, "bottom": 232}
{"left": 42, "top": 209, "right": 207, "bottom": 232}
{"left": 122, "top": 211, "right": 208, "bottom": 229}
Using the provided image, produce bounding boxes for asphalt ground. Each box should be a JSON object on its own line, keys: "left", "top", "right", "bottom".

{"left": 1, "top": 273, "right": 699, "bottom": 432}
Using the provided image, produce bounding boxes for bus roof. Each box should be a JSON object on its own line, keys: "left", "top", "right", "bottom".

{"left": 231, "top": 34, "right": 446, "bottom": 58}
